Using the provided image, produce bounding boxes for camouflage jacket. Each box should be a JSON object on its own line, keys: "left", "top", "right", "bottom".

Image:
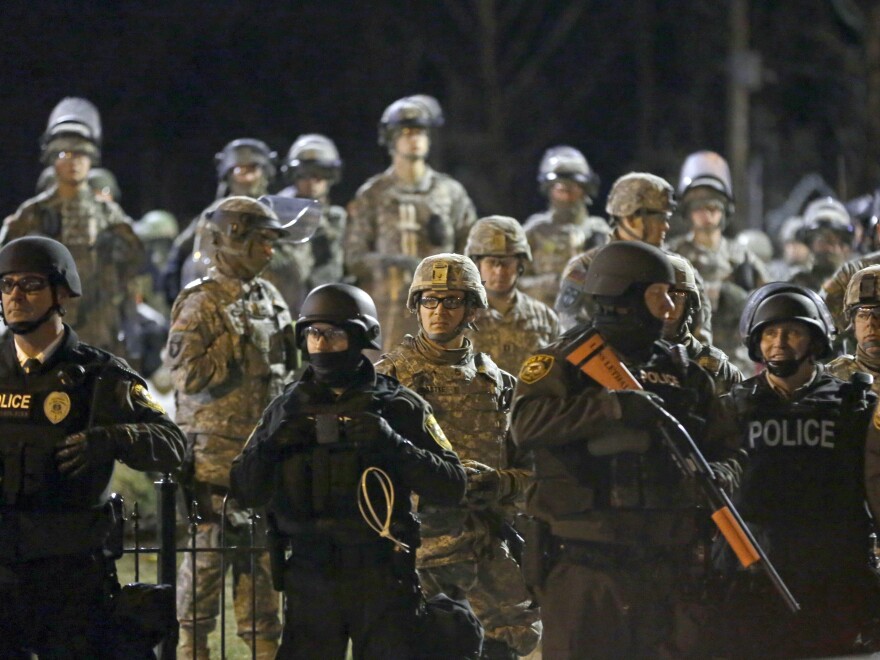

{"left": 166, "top": 267, "right": 296, "bottom": 486}
{"left": 521, "top": 205, "right": 611, "bottom": 308}
{"left": 681, "top": 333, "right": 744, "bottom": 396}
{"left": 826, "top": 354, "right": 880, "bottom": 395}
{"left": 467, "top": 290, "right": 559, "bottom": 376}
{"left": 0, "top": 185, "right": 144, "bottom": 357}
{"left": 823, "top": 251, "right": 880, "bottom": 332}
{"left": 277, "top": 188, "right": 348, "bottom": 288}
{"left": 375, "top": 333, "right": 525, "bottom": 566}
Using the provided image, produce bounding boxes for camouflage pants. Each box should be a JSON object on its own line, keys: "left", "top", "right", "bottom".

{"left": 176, "top": 522, "right": 282, "bottom": 642}
{"left": 418, "top": 539, "right": 542, "bottom": 656}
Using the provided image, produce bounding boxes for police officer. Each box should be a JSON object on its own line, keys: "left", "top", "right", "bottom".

{"left": 512, "top": 241, "right": 722, "bottom": 659}
{"left": 345, "top": 94, "right": 478, "bottom": 352}
{"left": 519, "top": 146, "right": 610, "bottom": 307}
{"left": 375, "top": 253, "right": 541, "bottom": 659}
{"left": 709, "top": 283, "right": 880, "bottom": 657}
{"left": 555, "top": 172, "right": 713, "bottom": 343}
{"left": 664, "top": 253, "right": 744, "bottom": 394}
{"left": 278, "top": 133, "right": 348, "bottom": 288}
{"left": 162, "top": 138, "right": 278, "bottom": 305}
{"left": 464, "top": 215, "right": 559, "bottom": 375}
{"left": 789, "top": 196, "right": 854, "bottom": 292}
{"left": 230, "top": 283, "right": 466, "bottom": 658}
{"left": 826, "top": 265, "right": 880, "bottom": 393}
{"left": 1, "top": 97, "right": 144, "bottom": 362}
{"left": 0, "top": 236, "right": 185, "bottom": 657}
{"left": 167, "top": 196, "right": 298, "bottom": 657}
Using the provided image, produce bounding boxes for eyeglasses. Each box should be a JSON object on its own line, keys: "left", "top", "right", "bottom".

{"left": 854, "top": 307, "right": 880, "bottom": 323}
{"left": 638, "top": 209, "right": 673, "bottom": 222}
{"left": 419, "top": 296, "right": 466, "bottom": 310}
{"left": 55, "top": 150, "right": 89, "bottom": 161}
{"left": 304, "top": 326, "right": 348, "bottom": 342}
{"left": 0, "top": 276, "right": 50, "bottom": 294}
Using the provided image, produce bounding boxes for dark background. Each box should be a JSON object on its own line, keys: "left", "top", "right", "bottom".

{"left": 1, "top": 0, "right": 878, "bottom": 242}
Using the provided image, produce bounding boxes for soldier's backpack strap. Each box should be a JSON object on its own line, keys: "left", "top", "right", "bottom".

{"left": 475, "top": 352, "right": 515, "bottom": 412}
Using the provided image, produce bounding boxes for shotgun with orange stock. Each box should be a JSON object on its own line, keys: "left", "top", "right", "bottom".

{"left": 565, "top": 328, "right": 801, "bottom": 614}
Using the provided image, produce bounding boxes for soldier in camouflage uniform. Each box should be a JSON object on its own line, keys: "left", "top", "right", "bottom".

{"left": 375, "top": 254, "right": 542, "bottom": 659}
{"left": 464, "top": 215, "right": 558, "bottom": 375}
{"left": 345, "top": 95, "right": 478, "bottom": 352}
{"left": 668, "top": 151, "right": 767, "bottom": 369}
{"left": 520, "top": 146, "right": 610, "bottom": 308}
{"left": 826, "top": 265, "right": 880, "bottom": 392}
{"left": 278, "top": 133, "right": 348, "bottom": 288}
{"left": 788, "top": 197, "right": 854, "bottom": 293}
{"left": 555, "top": 172, "right": 713, "bottom": 344}
{"left": 1, "top": 97, "right": 144, "bottom": 363}
{"left": 167, "top": 197, "right": 298, "bottom": 658}
{"left": 664, "top": 253, "right": 744, "bottom": 393}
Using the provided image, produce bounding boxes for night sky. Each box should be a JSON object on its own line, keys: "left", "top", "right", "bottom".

{"left": 0, "top": 1, "right": 871, "bottom": 239}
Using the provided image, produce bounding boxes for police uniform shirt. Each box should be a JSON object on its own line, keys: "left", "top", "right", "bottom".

{"left": 14, "top": 331, "right": 64, "bottom": 372}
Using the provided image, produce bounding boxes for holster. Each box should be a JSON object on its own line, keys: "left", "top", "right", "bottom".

{"left": 519, "top": 516, "right": 551, "bottom": 594}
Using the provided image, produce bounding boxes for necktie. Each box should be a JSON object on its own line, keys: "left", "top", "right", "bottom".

{"left": 23, "top": 358, "right": 41, "bottom": 375}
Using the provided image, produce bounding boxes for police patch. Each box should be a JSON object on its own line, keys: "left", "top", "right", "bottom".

{"left": 132, "top": 383, "right": 165, "bottom": 414}
{"left": 519, "top": 355, "right": 554, "bottom": 384}
{"left": 425, "top": 414, "right": 454, "bottom": 451}
{"left": 44, "top": 391, "right": 71, "bottom": 424}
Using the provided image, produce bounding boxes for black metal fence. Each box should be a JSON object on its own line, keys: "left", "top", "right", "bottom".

{"left": 121, "top": 474, "right": 269, "bottom": 660}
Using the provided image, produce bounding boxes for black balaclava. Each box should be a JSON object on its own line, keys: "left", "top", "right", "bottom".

{"left": 308, "top": 325, "right": 365, "bottom": 387}
{"left": 594, "top": 285, "right": 663, "bottom": 361}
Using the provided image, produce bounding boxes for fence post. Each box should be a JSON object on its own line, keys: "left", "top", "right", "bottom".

{"left": 156, "top": 472, "right": 178, "bottom": 659}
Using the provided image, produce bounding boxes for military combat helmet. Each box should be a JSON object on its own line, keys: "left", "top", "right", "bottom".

{"left": 136, "top": 210, "right": 179, "bottom": 242}
{"left": 205, "top": 196, "right": 288, "bottom": 242}
{"left": 799, "top": 197, "right": 853, "bottom": 244}
{"left": 296, "top": 283, "right": 381, "bottom": 350}
{"left": 844, "top": 265, "right": 880, "bottom": 322}
{"left": 665, "top": 253, "right": 701, "bottom": 311}
{"left": 40, "top": 97, "right": 102, "bottom": 165}
{"left": 583, "top": 241, "right": 674, "bottom": 298}
{"left": 740, "top": 283, "right": 834, "bottom": 362}
{"left": 0, "top": 236, "right": 82, "bottom": 297}
{"left": 378, "top": 95, "right": 444, "bottom": 147}
{"left": 678, "top": 151, "right": 734, "bottom": 201}
{"left": 88, "top": 167, "right": 121, "bottom": 201}
{"left": 408, "top": 253, "right": 488, "bottom": 312}
{"left": 537, "top": 146, "right": 600, "bottom": 200}
{"left": 605, "top": 173, "right": 676, "bottom": 219}
{"left": 215, "top": 138, "right": 277, "bottom": 182}
{"left": 281, "top": 133, "right": 342, "bottom": 185}
{"left": 465, "top": 216, "right": 532, "bottom": 261}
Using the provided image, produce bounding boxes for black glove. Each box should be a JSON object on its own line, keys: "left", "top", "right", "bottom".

{"left": 55, "top": 428, "right": 116, "bottom": 478}
{"left": 343, "top": 412, "right": 402, "bottom": 452}
{"left": 464, "top": 465, "right": 517, "bottom": 509}
{"left": 615, "top": 390, "right": 665, "bottom": 425}
{"left": 262, "top": 415, "right": 316, "bottom": 458}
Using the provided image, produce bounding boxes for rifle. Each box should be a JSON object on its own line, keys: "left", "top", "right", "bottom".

{"left": 565, "top": 328, "right": 801, "bottom": 614}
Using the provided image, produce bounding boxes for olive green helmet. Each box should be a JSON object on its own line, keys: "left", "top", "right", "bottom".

{"left": 136, "top": 210, "right": 179, "bottom": 242}
{"left": 845, "top": 265, "right": 880, "bottom": 322}
{"left": 464, "top": 215, "right": 532, "bottom": 261}
{"left": 407, "top": 253, "right": 488, "bottom": 312}
{"left": 606, "top": 172, "right": 676, "bottom": 219}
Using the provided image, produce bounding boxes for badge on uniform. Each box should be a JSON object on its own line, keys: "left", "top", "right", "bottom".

{"left": 132, "top": 383, "right": 165, "bottom": 414}
{"left": 44, "top": 391, "right": 71, "bottom": 424}
{"left": 519, "top": 355, "right": 554, "bottom": 384}
{"left": 425, "top": 414, "right": 454, "bottom": 451}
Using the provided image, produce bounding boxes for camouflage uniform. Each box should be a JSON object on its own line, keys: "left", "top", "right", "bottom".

{"left": 822, "top": 252, "right": 880, "bottom": 332}
{"left": 0, "top": 186, "right": 143, "bottom": 360}
{"left": 520, "top": 206, "right": 611, "bottom": 308}
{"left": 375, "top": 334, "right": 541, "bottom": 656}
{"left": 827, "top": 265, "right": 880, "bottom": 393}
{"left": 168, "top": 198, "right": 297, "bottom": 655}
{"left": 346, "top": 166, "right": 477, "bottom": 352}
{"left": 273, "top": 200, "right": 347, "bottom": 288}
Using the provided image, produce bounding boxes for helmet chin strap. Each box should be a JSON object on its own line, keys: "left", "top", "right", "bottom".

{"left": 765, "top": 353, "right": 811, "bottom": 378}
{"left": 2, "top": 287, "right": 64, "bottom": 336}
{"left": 615, "top": 218, "right": 643, "bottom": 242}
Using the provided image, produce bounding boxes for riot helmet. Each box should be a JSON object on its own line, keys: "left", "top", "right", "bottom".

{"left": 583, "top": 242, "right": 674, "bottom": 298}
{"left": 537, "top": 146, "right": 600, "bottom": 201}
{"left": 40, "top": 97, "right": 102, "bottom": 165}
{"left": 677, "top": 151, "right": 733, "bottom": 201}
{"left": 204, "top": 196, "right": 286, "bottom": 279}
{"left": 214, "top": 138, "right": 276, "bottom": 197}
{"left": 281, "top": 133, "right": 342, "bottom": 185}
{"left": 296, "top": 283, "right": 381, "bottom": 350}
{"left": 798, "top": 197, "right": 853, "bottom": 244}
{"left": 0, "top": 237, "right": 82, "bottom": 334}
{"left": 408, "top": 253, "right": 488, "bottom": 312}
{"left": 740, "top": 283, "right": 834, "bottom": 363}
{"left": 378, "top": 95, "right": 444, "bottom": 148}
{"left": 465, "top": 216, "right": 532, "bottom": 262}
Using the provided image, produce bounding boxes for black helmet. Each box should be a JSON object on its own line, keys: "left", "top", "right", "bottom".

{"left": 296, "top": 284, "right": 381, "bottom": 349}
{"left": 0, "top": 236, "right": 82, "bottom": 297}
{"left": 214, "top": 138, "right": 277, "bottom": 182}
{"left": 740, "top": 283, "right": 834, "bottom": 362}
{"left": 583, "top": 242, "right": 674, "bottom": 298}
{"left": 377, "top": 95, "right": 444, "bottom": 147}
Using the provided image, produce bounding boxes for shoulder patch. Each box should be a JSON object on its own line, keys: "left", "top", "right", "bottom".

{"left": 519, "top": 354, "right": 554, "bottom": 384}
{"left": 131, "top": 383, "right": 165, "bottom": 414}
{"left": 425, "top": 414, "right": 454, "bottom": 452}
